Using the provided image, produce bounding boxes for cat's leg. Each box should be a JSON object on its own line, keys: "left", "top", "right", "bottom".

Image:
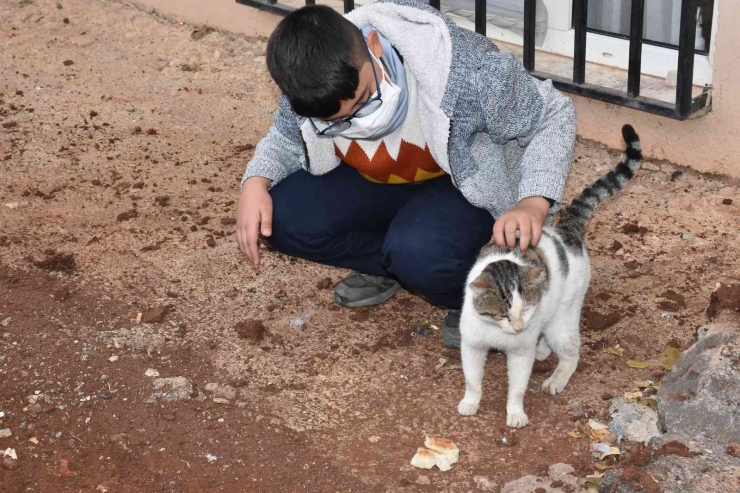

{"left": 535, "top": 336, "right": 552, "bottom": 361}
{"left": 505, "top": 349, "right": 536, "bottom": 428}
{"left": 457, "top": 342, "right": 488, "bottom": 416}
{"left": 542, "top": 307, "right": 581, "bottom": 395}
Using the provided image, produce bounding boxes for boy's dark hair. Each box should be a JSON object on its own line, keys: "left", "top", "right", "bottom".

{"left": 266, "top": 5, "right": 366, "bottom": 118}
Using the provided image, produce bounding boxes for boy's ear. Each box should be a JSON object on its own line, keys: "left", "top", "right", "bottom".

{"left": 366, "top": 30, "right": 384, "bottom": 58}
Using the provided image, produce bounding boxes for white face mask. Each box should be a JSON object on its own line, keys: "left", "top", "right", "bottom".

{"left": 316, "top": 51, "right": 404, "bottom": 140}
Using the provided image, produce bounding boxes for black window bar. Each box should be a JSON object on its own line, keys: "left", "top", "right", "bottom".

{"left": 236, "top": 0, "right": 711, "bottom": 120}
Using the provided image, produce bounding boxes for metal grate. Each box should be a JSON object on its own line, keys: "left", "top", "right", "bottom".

{"left": 235, "top": 0, "right": 712, "bottom": 119}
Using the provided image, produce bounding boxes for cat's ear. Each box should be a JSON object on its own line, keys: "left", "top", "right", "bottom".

{"left": 524, "top": 265, "right": 544, "bottom": 282}
{"left": 469, "top": 274, "right": 490, "bottom": 296}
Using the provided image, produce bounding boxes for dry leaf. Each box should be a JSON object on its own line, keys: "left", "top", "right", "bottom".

{"left": 659, "top": 347, "right": 681, "bottom": 371}
{"left": 598, "top": 446, "right": 622, "bottom": 460}
{"left": 591, "top": 428, "right": 618, "bottom": 443}
{"left": 569, "top": 428, "right": 586, "bottom": 439}
{"left": 602, "top": 346, "right": 624, "bottom": 356}
{"left": 588, "top": 419, "right": 607, "bottom": 431}
{"left": 624, "top": 390, "right": 643, "bottom": 400}
{"left": 212, "top": 398, "right": 230, "bottom": 404}
{"left": 626, "top": 360, "right": 650, "bottom": 369}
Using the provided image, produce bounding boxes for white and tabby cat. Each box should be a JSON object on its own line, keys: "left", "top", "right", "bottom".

{"left": 457, "top": 124, "right": 642, "bottom": 428}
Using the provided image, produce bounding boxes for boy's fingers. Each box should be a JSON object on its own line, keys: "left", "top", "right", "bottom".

{"left": 260, "top": 204, "right": 273, "bottom": 237}
{"left": 531, "top": 221, "right": 543, "bottom": 248}
{"left": 493, "top": 221, "right": 506, "bottom": 248}
{"left": 504, "top": 220, "right": 518, "bottom": 249}
{"left": 519, "top": 220, "right": 531, "bottom": 254}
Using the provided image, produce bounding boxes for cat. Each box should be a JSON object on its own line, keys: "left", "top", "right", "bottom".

{"left": 456, "top": 124, "right": 642, "bottom": 428}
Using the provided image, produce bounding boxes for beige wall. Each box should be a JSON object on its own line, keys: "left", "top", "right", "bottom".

{"left": 136, "top": 0, "right": 739, "bottom": 179}
{"left": 573, "top": 0, "right": 739, "bottom": 179}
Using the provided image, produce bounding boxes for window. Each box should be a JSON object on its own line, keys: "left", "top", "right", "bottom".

{"left": 436, "top": 0, "right": 716, "bottom": 86}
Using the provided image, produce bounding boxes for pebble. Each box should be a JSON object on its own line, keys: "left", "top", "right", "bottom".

{"left": 0, "top": 429, "right": 11, "bottom": 439}
{"left": 206, "top": 454, "right": 218, "bottom": 463}
{"left": 144, "top": 368, "right": 160, "bottom": 378}
{"left": 54, "top": 431, "right": 63, "bottom": 439}
{"left": 100, "top": 375, "right": 110, "bottom": 381}
{"left": 108, "top": 356, "right": 119, "bottom": 362}
{"left": 681, "top": 233, "right": 693, "bottom": 241}
{"left": 98, "top": 393, "right": 112, "bottom": 400}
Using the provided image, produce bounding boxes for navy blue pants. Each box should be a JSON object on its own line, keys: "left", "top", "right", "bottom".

{"left": 267, "top": 165, "right": 495, "bottom": 309}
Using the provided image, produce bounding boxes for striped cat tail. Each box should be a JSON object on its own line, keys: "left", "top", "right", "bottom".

{"left": 558, "top": 124, "right": 642, "bottom": 238}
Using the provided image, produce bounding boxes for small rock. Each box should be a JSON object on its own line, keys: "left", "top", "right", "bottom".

{"left": 206, "top": 454, "right": 217, "bottom": 463}
{"left": 98, "top": 393, "right": 112, "bottom": 400}
{"left": 213, "top": 397, "right": 230, "bottom": 405}
{"left": 100, "top": 375, "right": 110, "bottom": 381}
{"left": 234, "top": 319, "right": 266, "bottom": 342}
{"left": 149, "top": 377, "right": 193, "bottom": 402}
{"left": 154, "top": 195, "right": 170, "bottom": 206}
{"left": 670, "top": 170, "right": 684, "bottom": 181}
{"left": 608, "top": 397, "right": 661, "bottom": 444}
{"left": 63, "top": 60, "right": 74, "bottom": 66}
{"left": 722, "top": 198, "right": 733, "bottom": 205}
{"left": 204, "top": 383, "right": 237, "bottom": 401}
{"left": 116, "top": 209, "right": 139, "bottom": 222}
{"left": 141, "top": 306, "right": 167, "bottom": 324}
{"left": 144, "top": 369, "right": 160, "bottom": 378}
{"left": 0, "top": 429, "right": 12, "bottom": 439}
{"left": 206, "top": 237, "right": 216, "bottom": 248}
{"left": 2, "top": 456, "right": 17, "bottom": 470}
{"left": 0, "top": 317, "right": 10, "bottom": 328}
{"left": 289, "top": 308, "right": 318, "bottom": 330}
{"left": 108, "top": 356, "right": 119, "bottom": 362}
{"left": 316, "top": 277, "right": 333, "bottom": 290}
{"left": 681, "top": 233, "right": 693, "bottom": 241}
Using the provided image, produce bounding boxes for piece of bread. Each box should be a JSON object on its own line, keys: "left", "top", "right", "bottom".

{"left": 424, "top": 436, "right": 459, "bottom": 464}
{"left": 410, "top": 447, "right": 436, "bottom": 469}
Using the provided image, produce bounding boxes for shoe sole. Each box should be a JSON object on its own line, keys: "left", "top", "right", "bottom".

{"left": 334, "top": 283, "right": 402, "bottom": 308}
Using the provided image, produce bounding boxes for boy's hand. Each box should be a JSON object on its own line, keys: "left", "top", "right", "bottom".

{"left": 492, "top": 196, "right": 550, "bottom": 254}
{"left": 236, "top": 176, "right": 273, "bottom": 268}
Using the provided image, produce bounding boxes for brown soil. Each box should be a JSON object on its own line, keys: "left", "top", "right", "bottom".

{"left": 1, "top": 1, "right": 739, "bottom": 492}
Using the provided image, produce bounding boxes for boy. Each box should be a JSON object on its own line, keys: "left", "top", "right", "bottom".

{"left": 236, "top": 0, "right": 576, "bottom": 347}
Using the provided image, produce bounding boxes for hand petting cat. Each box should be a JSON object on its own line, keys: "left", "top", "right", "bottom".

{"left": 492, "top": 196, "right": 551, "bottom": 254}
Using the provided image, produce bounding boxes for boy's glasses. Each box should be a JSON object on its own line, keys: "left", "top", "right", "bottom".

{"left": 309, "top": 37, "right": 383, "bottom": 137}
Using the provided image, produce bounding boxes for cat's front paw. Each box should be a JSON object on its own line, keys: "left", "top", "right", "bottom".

{"left": 457, "top": 399, "right": 480, "bottom": 416}
{"left": 542, "top": 375, "right": 569, "bottom": 395}
{"left": 506, "top": 412, "right": 529, "bottom": 428}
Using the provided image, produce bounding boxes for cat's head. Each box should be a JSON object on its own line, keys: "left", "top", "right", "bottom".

{"left": 469, "top": 254, "right": 548, "bottom": 335}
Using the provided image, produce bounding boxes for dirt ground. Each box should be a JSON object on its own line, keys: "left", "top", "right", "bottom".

{"left": 1, "top": 1, "right": 739, "bottom": 492}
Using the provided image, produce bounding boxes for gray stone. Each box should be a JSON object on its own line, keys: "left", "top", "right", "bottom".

{"left": 609, "top": 397, "right": 661, "bottom": 444}
{"left": 501, "top": 463, "right": 586, "bottom": 493}
{"left": 148, "top": 377, "right": 193, "bottom": 402}
{"left": 599, "top": 435, "right": 740, "bottom": 493}
{"left": 657, "top": 317, "right": 740, "bottom": 442}
{"left": 0, "top": 429, "right": 11, "bottom": 439}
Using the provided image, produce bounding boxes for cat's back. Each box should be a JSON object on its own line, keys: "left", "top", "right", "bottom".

{"left": 539, "top": 226, "right": 590, "bottom": 288}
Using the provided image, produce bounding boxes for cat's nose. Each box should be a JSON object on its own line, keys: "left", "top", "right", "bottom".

{"left": 513, "top": 322, "right": 523, "bottom": 333}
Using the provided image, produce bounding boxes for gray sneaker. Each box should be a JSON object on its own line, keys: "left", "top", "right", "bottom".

{"left": 333, "top": 274, "right": 401, "bottom": 308}
{"left": 442, "top": 309, "right": 462, "bottom": 348}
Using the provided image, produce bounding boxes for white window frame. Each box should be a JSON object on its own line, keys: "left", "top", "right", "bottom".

{"left": 441, "top": 0, "right": 718, "bottom": 86}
